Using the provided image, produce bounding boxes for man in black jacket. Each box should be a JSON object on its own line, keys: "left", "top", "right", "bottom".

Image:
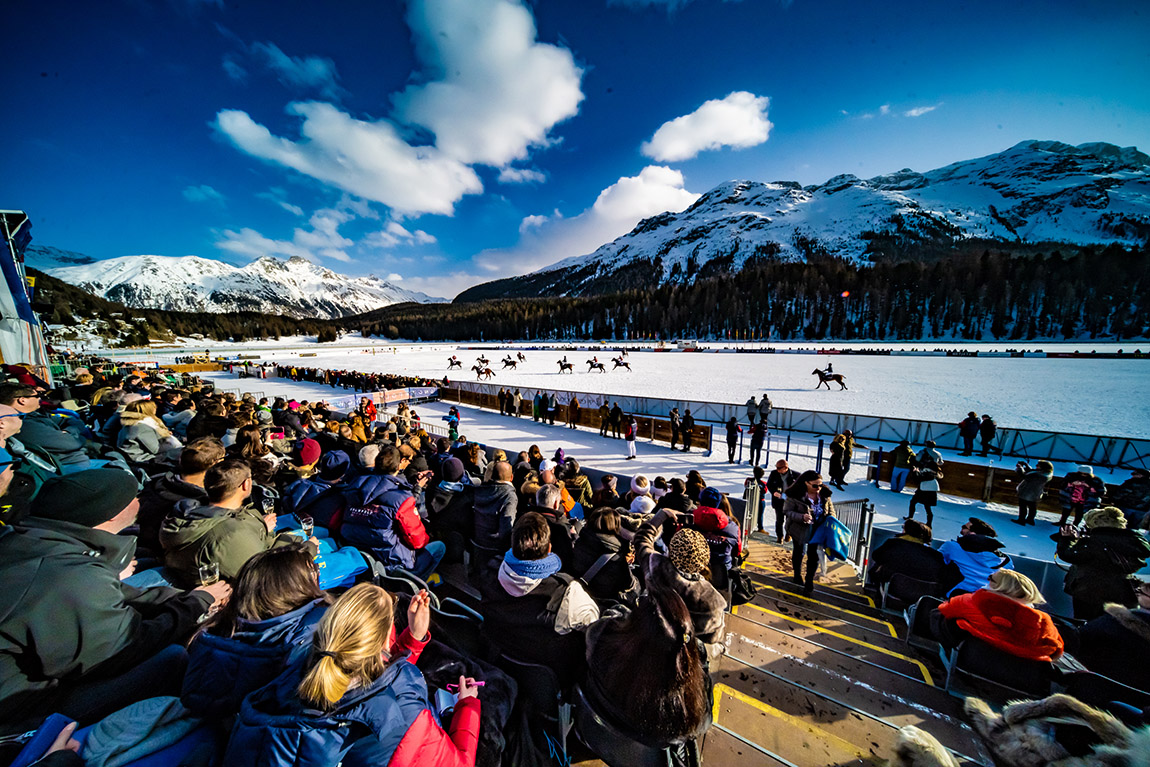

{"left": 0, "top": 469, "right": 230, "bottom": 734}
{"left": 767, "top": 459, "right": 801, "bottom": 542}
{"left": 681, "top": 409, "right": 696, "bottom": 452}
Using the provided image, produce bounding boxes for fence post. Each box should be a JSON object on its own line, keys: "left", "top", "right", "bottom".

{"left": 873, "top": 447, "right": 884, "bottom": 487}
{"left": 785, "top": 433, "right": 791, "bottom": 461}
{"left": 982, "top": 466, "right": 996, "bottom": 503}
{"left": 763, "top": 431, "right": 770, "bottom": 468}
{"left": 816, "top": 439, "right": 824, "bottom": 474}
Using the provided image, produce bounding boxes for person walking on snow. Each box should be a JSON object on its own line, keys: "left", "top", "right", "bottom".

{"left": 625, "top": 415, "right": 638, "bottom": 460}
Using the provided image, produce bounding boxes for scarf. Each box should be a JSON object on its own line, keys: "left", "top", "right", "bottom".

{"left": 503, "top": 549, "right": 562, "bottom": 580}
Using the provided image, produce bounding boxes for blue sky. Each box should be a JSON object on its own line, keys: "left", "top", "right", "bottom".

{"left": 3, "top": 0, "right": 1148, "bottom": 298}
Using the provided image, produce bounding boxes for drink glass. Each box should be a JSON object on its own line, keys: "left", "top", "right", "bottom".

{"left": 198, "top": 561, "right": 220, "bottom": 586}
{"left": 299, "top": 515, "right": 315, "bottom": 539}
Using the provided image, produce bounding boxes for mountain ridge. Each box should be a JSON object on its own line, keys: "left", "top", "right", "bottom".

{"left": 456, "top": 139, "right": 1150, "bottom": 302}
{"left": 39, "top": 253, "right": 446, "bottom": 319}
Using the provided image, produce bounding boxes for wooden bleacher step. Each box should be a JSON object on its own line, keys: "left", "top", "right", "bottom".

{"left": 724, "top": 614, "right": 992, "bottom": 765}
{"left": 747, "top": 586, "right": 903, "bottom": 641}
{"left": 700, "top": 726, "right": 793, "bottom": 767}
{"left": 731, "top": 603, "right": 937, "bottom": 685}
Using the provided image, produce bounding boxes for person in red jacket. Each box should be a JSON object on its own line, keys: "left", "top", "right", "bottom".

{"left": 933, "top": 569, "right": 1064, "bottom": 662}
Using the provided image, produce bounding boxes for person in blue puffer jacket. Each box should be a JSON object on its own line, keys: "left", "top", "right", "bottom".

{"left": 341, "top": 444, "right": 444, "bottom": 580}
{"left": 938, "top": 517, "right": 1013, "bottom": 596}
{"left": 224, "top": 584, "right": 481, "bottom": 767}
{"left": 181, "top": 542, "right": 331, "bottom": 719}
{"left": 282, "top": 450, "right": 352, "bottom": 529}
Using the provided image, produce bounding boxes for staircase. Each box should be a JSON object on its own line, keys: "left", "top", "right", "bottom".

{"left": 698, "top": 535, "right": 993, "bottom": 766}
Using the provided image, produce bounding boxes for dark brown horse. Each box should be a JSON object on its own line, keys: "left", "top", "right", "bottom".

{"left": 813, "top": 369, "right": 848, "bottom": 390}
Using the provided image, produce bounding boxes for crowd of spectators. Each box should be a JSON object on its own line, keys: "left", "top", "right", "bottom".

{"left": 0, "top": 360, "right": 783, "bottom": 766}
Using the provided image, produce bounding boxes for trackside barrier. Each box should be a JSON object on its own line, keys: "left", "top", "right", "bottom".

{"left": 833, "top": 498, "right": 876, "bottom": 577}
{"left": 446, "top": 381, "right": 1149, "bottom": 467}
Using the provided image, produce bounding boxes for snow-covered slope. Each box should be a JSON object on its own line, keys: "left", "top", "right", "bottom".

{"left": 47, "top": 255, "right": 445, "bottom": 318}
{"left": 458, "top": 140, "right": 1150, "bottom": 300}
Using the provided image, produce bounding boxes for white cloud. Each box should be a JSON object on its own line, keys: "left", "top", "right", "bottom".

{"left": 250, "top": 41, "right": 343, "bottom": 100}
{"left": 386, "top": 273, "right": 404, "bottom": 282}
{"left": 905, "top": 104, "right": 940, "bottom": 117}
{"left": 221, "top": 54, "right": 247, "bottom": 83}
{"left": 420, "top": 165, "right": 700, "bottom": 297}
{"left": 641, "top": 91, "right": 772, "bottom": 162}
{"left": 364, "top": 221, "right": 440, "bottom": 249}
{"left": 216, "top": 208, "right": 355, "bottom": 263}
{"left": 498, "top": 167, "right": 547, "bottom": 184}
{"left": 256, "top": 187, "right": 304, "bottom": 216}
{"left": 879, "top": 104, "right": 891, "bottom": 116}
{"left": 215, "top": 0, "right": 584, "bottom": 220}
{"left": 392, "top": 0, "right": 584, "bottom": 168}
{"left": 183, "top": 184, "right": 225, "bottom": 204}
{"left": 214, "top": 103, "right": 483, "bottom": 216}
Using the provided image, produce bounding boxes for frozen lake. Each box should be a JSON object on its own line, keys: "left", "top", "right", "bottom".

{"left": 135, "top": 339, "right": 1150, "bottom": 439}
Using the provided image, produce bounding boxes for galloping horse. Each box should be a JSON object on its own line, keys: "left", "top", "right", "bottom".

{"left": 557, "top": 360, "right": 574, "bottom": 373}
{"left": 516, "top": 351, "right": 526, "bottom": 362}
{"left": 476, "top": 355, "right": 490, "bottom": 366}
{"left": 447, "top": 358, "right": 462, "bottom": 370}
{"left": 473, "top": 364, "right": 496, "bottom": 380}
{"left": 812, "top": 369, "right": 848, "bottom": 390}
{"left": 612, "top": 357, "right": 632, "bottom": 372}
{"left": 587, "top": 360, "right": 606, "bottom": 373}
{"left": 501, "top": 358, "right": 519, "bottom": 370}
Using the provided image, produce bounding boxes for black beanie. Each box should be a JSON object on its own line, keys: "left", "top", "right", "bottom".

{"left": 34, "top": 469, "right": 139, "bottom": 527}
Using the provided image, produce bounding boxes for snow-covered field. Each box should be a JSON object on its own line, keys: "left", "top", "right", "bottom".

{"left": 122, "top": 339, "right": 1150, "bottom": 439}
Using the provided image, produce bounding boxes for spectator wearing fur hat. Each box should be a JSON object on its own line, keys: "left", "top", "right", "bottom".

{"left": 625, "top": 474, "right": 651, "bottom": 507}
{"left": 0, "top": 469, "right": 231, "bottom": 733}
{"left": 632, "top": 509, "right": 727, "bottom": 661}
{"left": 1052, "top": 506, "right": 1150, "bottom": 619}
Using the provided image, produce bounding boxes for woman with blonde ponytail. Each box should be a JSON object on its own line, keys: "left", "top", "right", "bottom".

{"left": 224, "top": 583, "right": 482, "bottom": 767}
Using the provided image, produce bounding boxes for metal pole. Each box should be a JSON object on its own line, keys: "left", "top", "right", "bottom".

{"left": 785, "top": 433, "right": 791, "bottom": 461}
{"left": 816, "top": 439, "right": 824, "bottom": 474}
{"left": 874, "top": 447, "right": 884, "bottom": 488}
{"left": 764, "top": 431, "right": 771, "bottom": 468}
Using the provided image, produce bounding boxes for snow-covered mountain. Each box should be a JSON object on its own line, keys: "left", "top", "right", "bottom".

{"left": 46, "top": 255, "right": 445, "bottom": 318}
{"left": 457, "top": 140, "right": 1150, "bottom": 301}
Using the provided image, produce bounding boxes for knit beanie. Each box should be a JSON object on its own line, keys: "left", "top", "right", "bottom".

{"left": 1084, "top": 506, "right": 1126, "bottom": 530}
{"left": 296, "top": 438, "right": 321, "bottom": 467}
{"left": 441, "top": 457, "right": 465, "bottom": 483}
{"left": 630, "top": 475, "right": 650, "bottom": 496}
{"left": 669, "top": 528, "right": 710, "bottom": 574}
{"left": 34, "top": 469, "right": 139, "bottom": 527}
{"left": 630, "top": 495, "right": 656, "bottom": 515}
{"left": 700, "top": 486, "right": 723, "bottom": 508}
